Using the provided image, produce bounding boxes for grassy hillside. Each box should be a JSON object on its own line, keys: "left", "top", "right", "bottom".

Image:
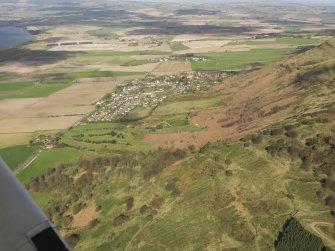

{"left": 19, "top": 39, "right": 335, "bottom": 250}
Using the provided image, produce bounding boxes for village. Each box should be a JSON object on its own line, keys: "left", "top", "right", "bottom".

{"left": 88, "top": 71, "right": 228, "bottom": 122}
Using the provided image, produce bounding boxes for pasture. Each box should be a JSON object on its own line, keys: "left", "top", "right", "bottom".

{"left": 170, "top": 42, "right": 189, "bottom": 51}
{"left": 0, "top": 81, "right": 70, "bottom": 99}
{"left": 192, "top": 48, "right": 292, "bottom": 71}
{"left": 0, "top": 144, "right": 39, "bottom": 170}
{"left": 18, "top": 147, "right": 81, "bottom": 183}
{"left": 122, "top": 59, "right": 154, "bottom": 66}
{"left": 153, "top": 61, "right": 192, "bottom": 74}
{"left": 230, "top": 37, "right": 321, "bottom": 46}
{"left": 153, "top": 95, "right": 223, "bottom": 116}
{"left": 0, "top": 78, "right": 124, "bottom": 134}
{"left": 59, "top": 121, "right": 153, "bottom": 153}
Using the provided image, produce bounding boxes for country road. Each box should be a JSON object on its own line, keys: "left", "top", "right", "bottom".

{"left": 14, "top": 149, "right": 42, "bottom": 174}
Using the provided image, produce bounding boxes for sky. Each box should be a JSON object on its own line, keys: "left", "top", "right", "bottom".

{"left": 1, "top": 0, "right": 334, "bottom": 5}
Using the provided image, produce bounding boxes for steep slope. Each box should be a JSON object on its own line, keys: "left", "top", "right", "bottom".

{"left": 144, "top": 39, "right": 335, "bottom": 148}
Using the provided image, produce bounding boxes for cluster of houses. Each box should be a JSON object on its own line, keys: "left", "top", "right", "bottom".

{"left": 88, "top": 72, "right": 227, "bottom": 122}
{"left": 29, "top": 134, "right": 59, "bottom": 149}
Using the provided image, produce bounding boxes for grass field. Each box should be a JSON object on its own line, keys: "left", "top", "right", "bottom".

{"left": 68, "top": 71, "right": 145, "bottom": 79}
{"left": 29, "top": 191, "right": 51, "bottom": 207}
{"left": 152, "top": 114, "right": 202, "bottom": 134}
{"left": 59, "top": 122, "right": 153, "bottom": 153}
{"left": 124, "top": 106, "right": 153, "bottom": 120}
{"left": 0, "top": 73, "right": 19, "bottom": 81}
{"left": 121, "top": 60, "right": 155, "bottom": 66}
{"left": 192, "top": 48, "right": 292, "bottom": 71}
{"left": 68, "top": 50, "right": 170, "bottom": 57}
{"left": 0, "top": 144, "right": 39, "bottom": 170}
{"left": 0, "top": 82, "right": 71, "bottom": 99}
{"left": 87, "top": 28, "right": 120, "bottom": 40}
{"left": 230, "top": 37, "right": 320, "bottom": 46}
{"left": 66, "top": 50, "right": 169, "bottom": 65}
{"left": 153, "top": 95, "right": 224, "bottom": 115}
{"left": 18, "top": 147, "right": 81, "bottom": 184}
{"left": 170, "top": 42, "right": 189, "bottom": 51}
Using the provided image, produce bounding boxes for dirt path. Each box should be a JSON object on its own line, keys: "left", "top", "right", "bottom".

{"left": 305, "top": 221, "right": 335, "bottom": 248}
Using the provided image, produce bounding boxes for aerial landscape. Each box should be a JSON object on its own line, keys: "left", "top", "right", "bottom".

{"left": 0, "top": 0, "right": 335, "bottom": 250}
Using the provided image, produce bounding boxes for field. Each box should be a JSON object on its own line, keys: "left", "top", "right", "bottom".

{"left": 0, "top": 77, "right": 127, "bottom": 134}
{"left": 230, "top": 37, "right": 321, "bottom": 46}
{"left": 18, "top": 147, "right": 81, "bottom": 184}
{"left": 153, "top": 61, "right": 192, "bottom": 74}
{"left": 0, "top": 81, "right": 71, "bottom": 99}
{"left": 153, "top": 95, "right": 224, "bottom": 116}
{"left": 68, "top": 71, "right": 145, "bottom": 78}
{"left": 0, "top": 144, "right": 39, "bottom": 170}
{"left": 87, "top": 28, "right": 120, "bottom": 40}
{"left": 192, "top": 48, "right": 293, "bottom": 71}
{"left": 121, "top": 60, "right": 155, "bottom": 66}
{"left": 58, "top": 122, "right": 153, "bottom": 153}
{"left": 170, "top": 42, "right": 189, "bottom": 51}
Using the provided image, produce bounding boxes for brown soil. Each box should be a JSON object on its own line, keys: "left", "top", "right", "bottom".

{"left": 72, "top": 203, "right": 97, "bottom": 228}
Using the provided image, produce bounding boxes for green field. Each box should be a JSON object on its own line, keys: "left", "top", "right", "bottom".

{"left": 29, "top": 191, "right": 51, "bottom": 207}
{"left": 153, "top": 95, "right": 224, "bottom": 115}
{"left": 170, "top": 42, "right": 189, "bottom": 51}
{"left": 122, "top": 60, "right": 155, "bottom": 66}
{"left": 0, "top": 144, "right": 39, "bottom": 170}
{"left": 230, "top": 37, "right": 320, "bottom": 46}
{"left": 192, "top": 48, "right": 292, "bottom": 71}
{"left": 66, "top": 50, "right": 170, "bottom": 65}
{"left": 152, "top": 114, "right": 201, "bottom": 133}
{"left": 0, "top": 82, "right": 70, "bottom": 99}
{"left": 124, "top": 106, "right": 154, "bottom": 120}
{"left": 0, "top": 73, "right": 19, "bottom": 81}
{"left": 18, "top": 147, "right": 81, "bottom": 183}
{"left": 68, "top": 50, "right": 170, "bottom": 57}
{"left": 87, "top": 28, "right": 120, "bottom": 40}
{"left": 68, "top": 71, "right": 145, "bottom": 78}
{"left": 59, "top": 122, "right": 153, "bottom": 153}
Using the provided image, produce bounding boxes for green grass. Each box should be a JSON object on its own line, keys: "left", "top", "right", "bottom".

{"left": 68, "top": 50, "right": 170, "bottom": 57}
{"left": 192, "top": 48, "right": 293, "bottom": 71}
{"left": 59, "top": 122, "right": 153, "bottom": 153}
{"left": 87, "top": 28, "right": 120, "bottom": 40}
{"left": 18, "top": 148, "right": 81, "bottom": 184}
{"left": 230, "top": 37, "right": 320, "bottom": 46}
{"left": 122, "top": 60, "right": 155, "bottom": 66}
{"left": 29, "top": 191, "right": 51, "bottom": 207}
{"left": 68, "top": 71, "right": 145, "bottom": 79}
{"left": 0, "top": 73, "right": 19, "bottom": 81}
{"left": 0, "top": 82, "right": 70, "bottom": 99}
{"left": 148, "top": 114, "right": 202, "bottom": 134}
{"left": 170, "top": 42, "right": 189, "bottom": 51}
{"left": 153, "top": 95, "right": 223, "bottom": 115}
{"left": 0, "top": 145, "right": 39, "bottom": 170}
{"left": 66, "top": 50, "right": 170, "bottom": 65}
{"left": 124, "top": 106, "right": 153, "bottom": 120}
{"left": 0, "top": 71, "right": 144, "bottom": 99}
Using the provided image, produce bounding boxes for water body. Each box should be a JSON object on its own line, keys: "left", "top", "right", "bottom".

{"left": 0, "top": 27, "right": 34, "bottom": 50}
